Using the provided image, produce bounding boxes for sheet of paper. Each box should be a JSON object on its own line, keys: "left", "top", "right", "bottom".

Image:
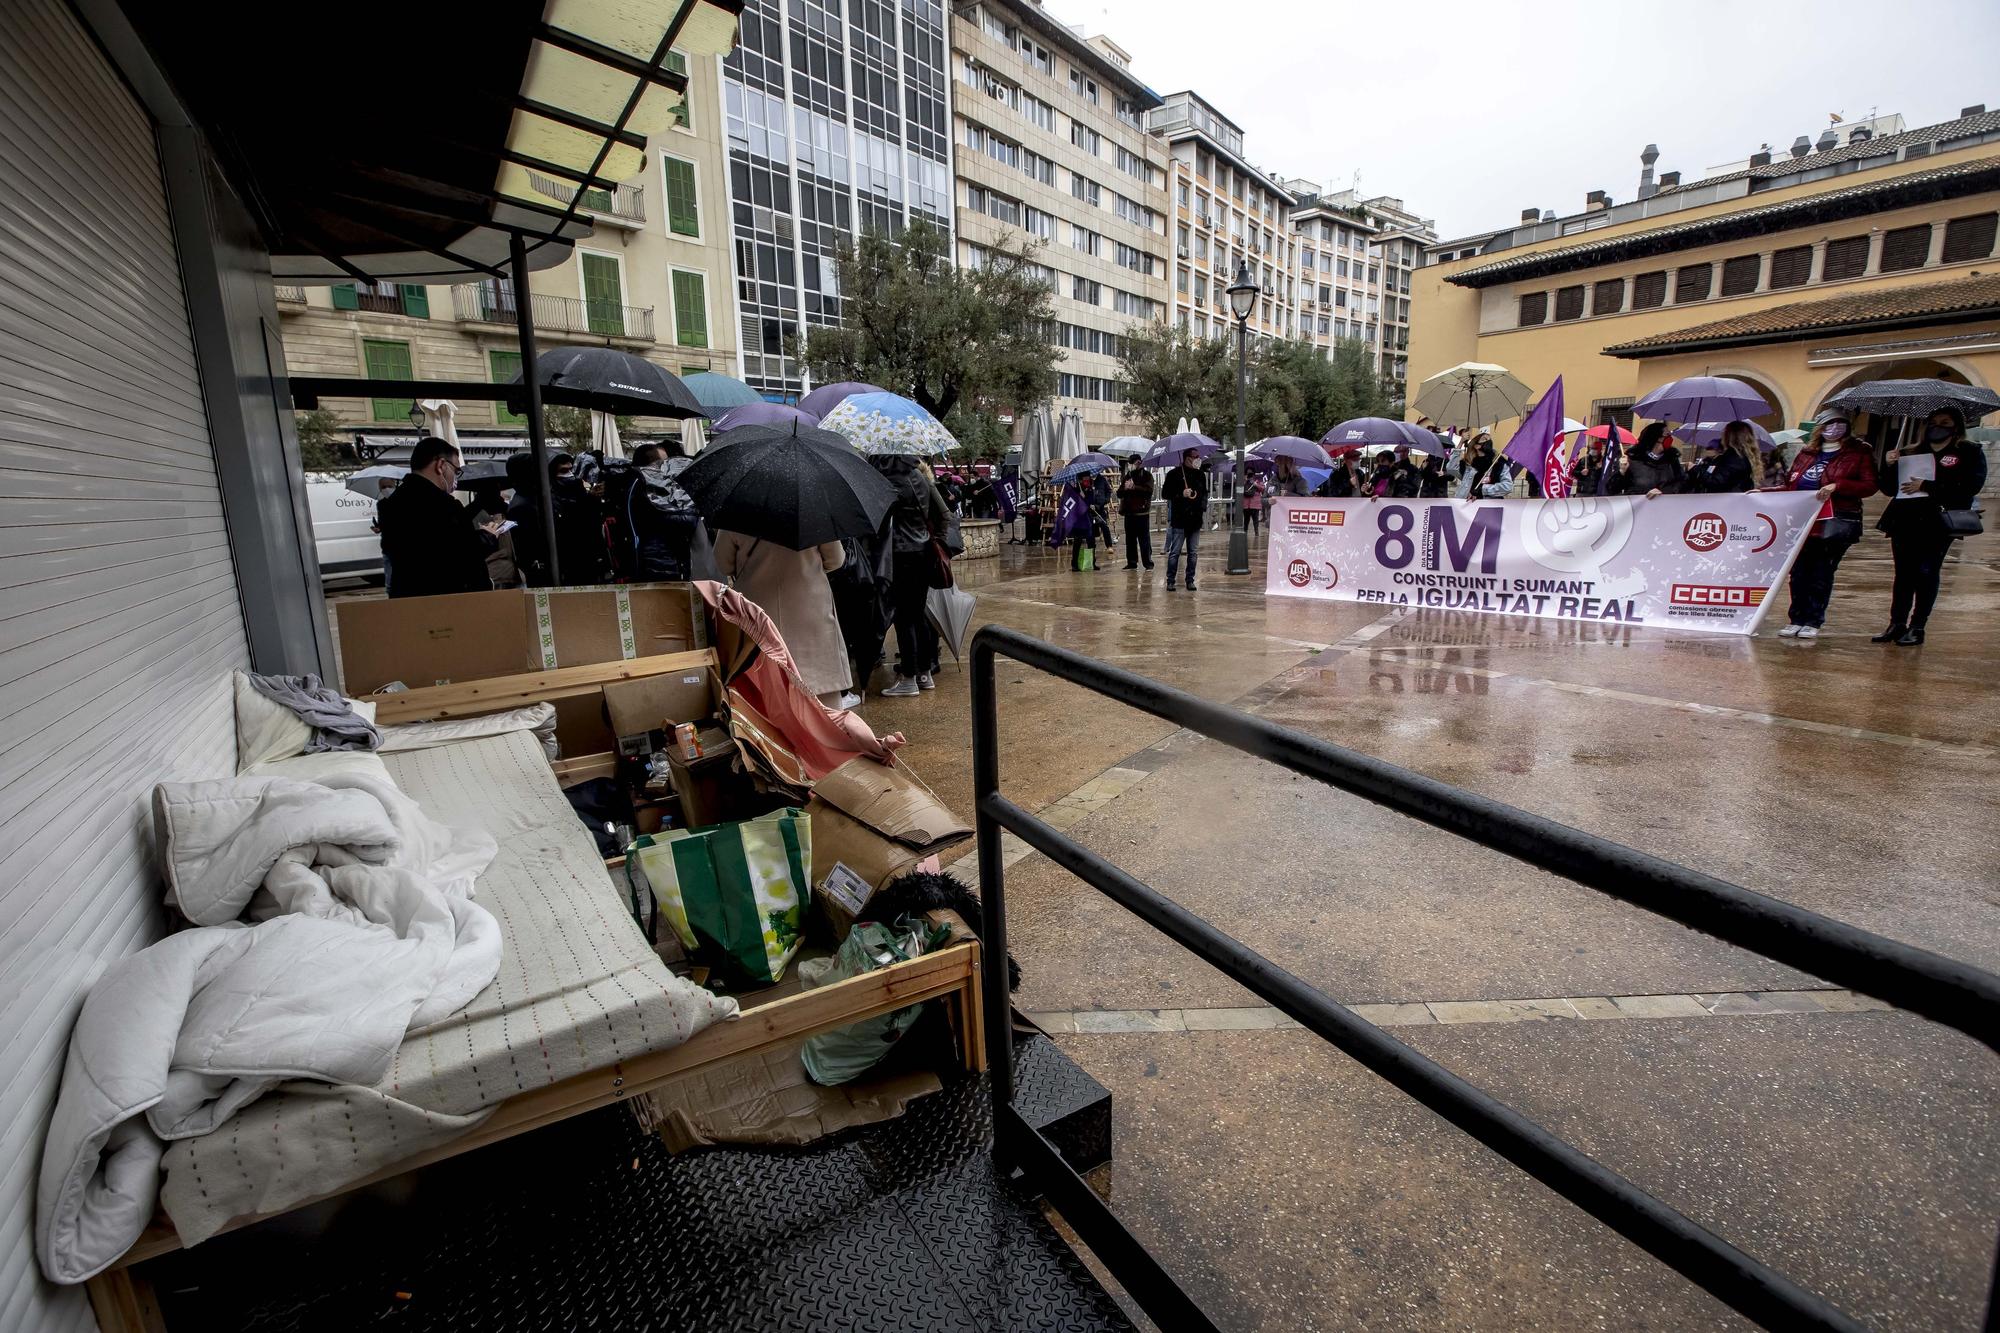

{"left": 496, "top": 519, "right": 519, "bottom": 533}
{"left": 1895, "top": 452, "right": 1935, "bottom": 498}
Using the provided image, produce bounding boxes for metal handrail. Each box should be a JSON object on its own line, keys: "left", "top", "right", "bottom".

{"left": 970, "top": 624, "right": 2000, "bottom": 1333}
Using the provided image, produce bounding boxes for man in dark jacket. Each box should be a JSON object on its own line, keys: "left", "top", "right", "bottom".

{"left": 1160, "top": 450, "right": 1208, "bottom": 590}
{"left": 1117, "top": 461, "right": 1155, "bottom": 569}
{"left": 1610, "top": 423, "right": 1685, "bottom": 496}
{"left": 377, "top": 436, "right": 499, "bottom": 598}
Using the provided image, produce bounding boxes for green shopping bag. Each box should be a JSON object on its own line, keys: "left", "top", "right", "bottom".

{"left": 628, "top": 807, "right": 811, "bottom": 986}
{"left": 799, "top": 920, "right": 928, "bottom": 1085}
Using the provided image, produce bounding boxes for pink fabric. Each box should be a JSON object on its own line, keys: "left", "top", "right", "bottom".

{"left": 696, "top": 581, "right": 904, "bottom": 781}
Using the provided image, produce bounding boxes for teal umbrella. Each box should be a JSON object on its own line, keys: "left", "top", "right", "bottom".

{"left": 681, "top": 372, "right": 763, "bottom": 413}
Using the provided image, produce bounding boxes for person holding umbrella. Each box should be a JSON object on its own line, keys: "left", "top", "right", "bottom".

{"left": 874, "top": 454, "right": 950, "bottom": 697}
{"left": 1571, "top": 434, "right": 1610, "bottom": 495}
{"left": 1873, "top": 405, "right": 1988, "bottom": 646}
{"left": 1455, "top": 433, "right": 1500, "bottom": 498}
{"left": 1769, "top": 408, "right": 1875, "bottom": 641}
{"left": 714, "top": 529, "right": 854, "bottom": 708}
{"left": 1118, "top": 459, "right": 1155, "bottom": 570}
{"left": 1609, "top": 423, "right": 1685, "bottom": 497}
{"left": 1161, "top": 448, "right": 1210, "bottom": 590}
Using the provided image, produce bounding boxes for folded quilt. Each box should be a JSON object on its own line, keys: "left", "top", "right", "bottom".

{"left": 36, "top": 766, "right": 500, "bottom": 1284}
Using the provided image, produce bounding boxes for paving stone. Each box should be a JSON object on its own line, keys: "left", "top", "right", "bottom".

{"left": 1347, "top": 1002, "right": 1436, "bottom": 1028}
{"left": 1707, "top": 991, "right": 1827, "bottom": 1016}
{"left": 1813, "top": 990, "right": 1896, "bottom": 1013}
{"left": 1566, "top": 996, "right": 1624, "bottom": 1019}
{"left": 1426, "top": 998, "right": 1579, "bottom": 1025}
{"left": 1024, "top": 1011, "right": 1080, "bottom": 1034}
{"left": 1182, "top": 1006, "right": 1294, "bottom": 1031}
{"left": 1609, "top": 993, "right": 1709, "bottom": 1019}
{"left": 1071, "top": 1008, "right": 1187, "bottom": 1033}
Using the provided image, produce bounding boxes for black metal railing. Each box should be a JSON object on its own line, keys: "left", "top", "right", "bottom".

{"left": 451, "top": 284, "right": 655, "bottom": 341}
{"left": 970, "top": 625, "right": 2000, "bottom": 1333}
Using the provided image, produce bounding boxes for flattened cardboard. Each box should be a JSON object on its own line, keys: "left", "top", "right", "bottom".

{"left": 636, "top": 1039, "right": 939, "bottom": 1152}
{"left": 335, "top": 590, "right": 529, "bottom": 693}
{"left": 811, "top": 758, "right": 971, "bottom": 850}
{"left": 524, "top": 584, "right": 700, "bottom": 670}
{"left": 603, "top": 669, "right": 717, "bottom": 739}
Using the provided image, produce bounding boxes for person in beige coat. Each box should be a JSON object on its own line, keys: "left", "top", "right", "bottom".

{"left": 713, "top": 532, "right": 857, "bottom": 708}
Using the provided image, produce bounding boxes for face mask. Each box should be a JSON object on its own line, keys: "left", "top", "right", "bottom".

{"left": 1821, "top": 423, "right": 1847, "bottom": 442}
{"left": 1926, "top": 425, "right": 1953, "bottom": 443}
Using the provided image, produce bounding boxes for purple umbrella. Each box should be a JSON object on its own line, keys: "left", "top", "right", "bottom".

{"left": 1633, "top": 376, "right": 1769, "bottom": 424}
{"left": 1677, "top": 420, "right": 1777, "bottom": 452}
{"left": 1250, "top": 435, "right": 1333, "bottom": 466}
{"left": 797, "top": 380, "right": 886, "bottom": 419}
{"left": 1319, "top": 417, "right": 1412, "bottom": 456}
{"left": 1395, "top": 421, "right": 1449, "bottom": 457}
{"left": 1213, "top": 455, "right": 1277, "bottom": 475}
{"left": 714, "top": 402, "right": 820, "bottom": 433}
{"left": 1140, "top": 432, "right": 1223, "bottom": 466}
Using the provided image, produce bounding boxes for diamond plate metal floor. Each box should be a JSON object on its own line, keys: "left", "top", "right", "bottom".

{"left": 144, "top": 1035, "right": 1132, "bottom": 1332}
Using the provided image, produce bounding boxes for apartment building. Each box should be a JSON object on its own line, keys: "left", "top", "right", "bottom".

{"left": 1286, "top": 186, "right": 1434, "bottom": 405}
{"left": 1409, "top": 104, "right": 2000, "bottom": 432}
{"left": 721, "top": 0, "right": 953, "bottom": 400}
{"left": 1152, "top": 92, "right": 1296, "bottom": 351}
{"left": 277, "top": 51, "right": 737, "bottom": 442}
{"left": 951, "top": 0, "right": 1168, "bottom": 438}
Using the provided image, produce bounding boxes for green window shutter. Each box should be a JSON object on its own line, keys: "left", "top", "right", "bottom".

{"left": 489, "top": 349, "right": 526, "bottom": 425}
{"left": 398, "top": 284, "right": 430, "bottom": 318}
{"left": 665, "top": 50, "right": 690, "bottom": 129}
{"left": 663, "top": 157, "right": 699, "bottom": 237}
{"left": 331, "top": 282, "right": 359, "bottom": 310}
{"left": 581, "top": 253, "right": 625, "bottom": 335}
{"left": 362, "top": 338, "right": 415, "bottom": 422}
{"left": 672, "top": 270, "right": 708, "bottom": 347}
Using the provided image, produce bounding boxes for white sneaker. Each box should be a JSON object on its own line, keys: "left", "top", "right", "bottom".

{"left": 1777, "top": 624, "right": 1802, "bottom": 638}
{"left": 834, "top": 691, "right": 863, "bottom": 710}
{"left": 917, "top": 673, "right": 935, "bottom": 691}
{"left": 1796, "top": 626, "right": 1819, "bottom": 639}
{"left": 880, "top": 677, "right": 921, "bottom": 698}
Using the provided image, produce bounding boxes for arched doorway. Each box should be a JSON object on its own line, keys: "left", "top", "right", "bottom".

{"left": 1810, "top": 358, "right": 1988, "bottom": 447}
{"left": 1699, "top": 364, "right": 1789, "bottom": 431}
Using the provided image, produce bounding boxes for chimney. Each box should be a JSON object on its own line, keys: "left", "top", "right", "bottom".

{"left": 1658, "top": 170, "right": 1681, "bottom": 189}
{"left": 1585, "top": 189, "right": 1608, "bottom": 212}
{"left": 1963, "top": 104, "right": 1987, "bottom": 117}
{"left": 1816, "top": 128, "right": 1838, "bottom": 152}
{"left": 1638, "top": 143, "right": 1660, "bottom": 199}
{"left": 1848, "top": 126, "right": 1873, "bottom": 145}
{"left": 1521, "top": 207, "right": 1540, "bottom": 224}
{"left": 1749, "top": 150, "right": 1772, "bottom": 167}
{"left": 1541, "top": 210, "right": 1555, "bottom": 223}
{"left": 1790, "top": 135, "right": 1812, "bottom": 159}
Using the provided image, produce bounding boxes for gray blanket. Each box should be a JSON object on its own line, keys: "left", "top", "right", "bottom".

{"left": 248, "top": 672, "right": 383, "bottom": 752}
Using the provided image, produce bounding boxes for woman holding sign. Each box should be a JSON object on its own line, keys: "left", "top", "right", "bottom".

{"left": 1772, "top": 408, "right": 1876, "bottom": 640}
{"left": 1874, "top": 406, "right": 1988, "bottom": 646}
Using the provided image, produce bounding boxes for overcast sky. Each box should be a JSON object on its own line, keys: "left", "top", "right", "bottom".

{"left": 1051, "top": 0, "right": 2000, "bottom": 240}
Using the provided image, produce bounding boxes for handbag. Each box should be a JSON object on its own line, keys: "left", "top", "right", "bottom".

{"left": 940, "top": 514, "right": 965, "bottom": 557}
{"left": 1816, "top": 515, "right": 1863, "bottom": 544}
{"left": 1941, "top": 506, "right": 1983, "bottom": 538}
{"left": 628, "top": 807, "right": 812, "bottom": 986}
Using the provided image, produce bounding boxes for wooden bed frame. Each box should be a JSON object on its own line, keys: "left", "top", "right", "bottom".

{"left": 85, "top": 652, "right": 988, "bottom": 1333}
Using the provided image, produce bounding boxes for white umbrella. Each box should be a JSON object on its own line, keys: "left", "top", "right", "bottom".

{"left": 1412, "top": 362, "right": 1532, "bottom": 432}
{"left": 343, "top": 463, "right": 406, "bottom": 498}
{"left": 681, "top": 417, "right": 707, "bottom": 455}
{"left": 1555, "top": 416, "right": 1587, "bottom": 438}
{"left": 415, "top": 398, "right": 458, "bottom": 446}
{"left": 1100, "top": 436, "right": 1151, "bottom": 457}
{"left": 591, "top": 410, "right": 625, "bottom": 460}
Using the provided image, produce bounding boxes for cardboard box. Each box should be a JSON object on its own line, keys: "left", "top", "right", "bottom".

{"left": 525, "top": 584, "right": 701, "bottom": 670}
{"left": 668, "top": 725, "right": 770, "bottom": 829}
{"left": 602, "top": 668, "right": 718, "bottom": 740}
{"left": 336, "top": 590, "right": 530, "bottom": 693}
{"left": 805, "top": 758, "right": 972, "bottom": 919}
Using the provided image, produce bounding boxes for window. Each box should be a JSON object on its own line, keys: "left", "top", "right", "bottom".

{"left": 1112, "top": 193, "right": 1153, "bottom": 229}
{"left": 1020, "top": 147, "right": 1055, "bottom": 185}
{"left": 1517, "top": 291, "right": 1547, "bottom": 326}
{"left": 1069, "top": 223, "right": 1101, "bottom": 256}
{"left": 1631, "top": 271, "right": 1667, "bottom": 309}
{"left": 1719, "top": 254, "right": 1761, "bottom": 296}
{"left": 1070, "top": 172, "right": 1100, "bottom": 207}
{"left": 1591, "top": 278, "right": 1624, "bottom": 315}
{"left": 966, "top": 184, "right": 1022, "bottom": 226}
{"left": 362, "top": 339, "right": 414, "bottom": 422}
{"left": 1336, "top": 258, "right": 1348, "bottom": 278}
{"left": 1025, "top": 207, "right": 1054, "bottom": 239}
{"left": 1112, "top": 288, "right": 1155, "bottom": 318}
{"left": 1942, "top": 212, "right": 1998, "bottom": 264}
{"left": 1071, "top": 276, "right": 1102, "bottom": 305}
{"left": 671, "top": 269, "right": 708, "bottom": 347}
{"left": 1879, "top": 223, "right": 1932, "bottom": 273}
{"left": 581, "top": 252, "right": 626, "bottom": 334}
{"left": 1115, "top": 145, "right": 1146, "bottom": 179}
{"left": 1070, "top": 69, "right": 1098, "bottom": 104}
{"left": 488, "top": 350, "right": 525, "bottom": 425}
{"left": 1674, "top": 263, "right": 1711, "bottom": 303}
{"left": 334, "top": 281, "right": 427, "bottom": 317}
{"left": 1070, "top": 121, "right": 1101, "bottom": 156}
{"left": 662, "top": 155, "right": 700, "bottom": 236}
{"left": 664, "top": 50, "right": 691, "bottom": 130}
{"left": 966, "top": 124, "right": 1020, "bottom": 169}
{"left": 1020, "top": 37, "right": 1053, "bottom": 75}
{"left": 1177, "top": 181, "right": 1189, "bottom": 209}
{"left": 1768, "top": 245, "right": 1812, "bottom": 290}
{"left": 1821, "top": 234, "right": 1870, "bottom": 281}
{"left": 1019, "top": 92, "right": 1053, "bottom": 131}
{"left": 1114, "top": 242, "right": 1152, "bottom": 275}
{"left": 1553, "top": 285, "right": 1585, "bottom": 321}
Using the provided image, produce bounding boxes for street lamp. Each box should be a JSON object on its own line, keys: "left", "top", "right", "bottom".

{"left": 1224, "top": 261, "right": 1259, "bottom": 576}
{"left": 408, "top": 402, "right": 426, "bottom": 438}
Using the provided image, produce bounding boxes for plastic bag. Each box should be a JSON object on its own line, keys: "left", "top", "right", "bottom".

{"left": 629, "top": 807, "right": 811, "bottom": 986}
{"left": 800, "top": 920, "right": 927, "bottom": 1085}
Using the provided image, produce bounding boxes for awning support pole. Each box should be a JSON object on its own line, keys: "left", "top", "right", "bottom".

{"left": 510, "top": 232, "right": 563, "bottom": 585}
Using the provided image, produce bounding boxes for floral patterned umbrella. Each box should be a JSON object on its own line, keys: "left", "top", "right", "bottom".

{"left": 818, "top": 391, "right": 956, "bottom": 456}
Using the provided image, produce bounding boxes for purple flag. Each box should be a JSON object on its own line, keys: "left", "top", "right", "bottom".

{"left": 1047, "top": 483, "right": 1090, "bottom": 545}
{"left": 995, "top": 476, "right": 1018, "bottom": 523}
{"left": 1502, "top": 376, "right": 1566, "bottom": 498}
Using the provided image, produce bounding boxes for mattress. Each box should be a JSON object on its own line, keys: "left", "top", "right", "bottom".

{"left": 158, "top": 727, "right": 736, "bottom": 1246}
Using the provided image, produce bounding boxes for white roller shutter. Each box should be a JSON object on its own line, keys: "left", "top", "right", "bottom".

{"left": 0, "top": 1, "right": 250, "bottom": 1327}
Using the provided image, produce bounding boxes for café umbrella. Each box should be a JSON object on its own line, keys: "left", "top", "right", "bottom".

{"left": 677, "top": 422, "right": 896, "bottom": 549}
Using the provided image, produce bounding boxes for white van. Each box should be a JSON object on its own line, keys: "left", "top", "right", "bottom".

{"left": 306, "top": 474, "right": 383, "bottom": 582}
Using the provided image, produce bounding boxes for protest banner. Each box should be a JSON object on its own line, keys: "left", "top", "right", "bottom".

{"left": 1264, "top": 492, "right": 1824, "bottom": 634}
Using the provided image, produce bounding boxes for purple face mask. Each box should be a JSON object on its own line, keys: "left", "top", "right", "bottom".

{"left": 1822, "top": 422, "right": 1848, "bottom": 442}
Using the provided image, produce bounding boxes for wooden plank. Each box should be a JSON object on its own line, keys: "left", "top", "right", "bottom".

{"left": 551, "top": 751, "right": 619, "bottom": 786}
{"left": 960, "top": 940, "right": 989, "bottom": 1074}
{"left": 114, "top": 941, "right": 981, "bottom": 1268}
{"left": 86, "top": 1267, "right": 167, "bottom": 1333}
{"left": 371, "top": 649, "right": 717, "bottom": 724}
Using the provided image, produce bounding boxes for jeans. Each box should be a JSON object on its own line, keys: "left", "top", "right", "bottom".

{"left": 890, "top": 551, "right": 937, "bottom": 678}
{"left": 1889, "top": 524, "right": 1952, "bottom": 628}
{"left": 1124, "top": 514, "right": 1152, "bottom": 567}
{"left": 1785, "top": 528, "right": 1857, "bottom": 627}
{"left": 1164, "top": 525, "right": 1199, "bottom": 586}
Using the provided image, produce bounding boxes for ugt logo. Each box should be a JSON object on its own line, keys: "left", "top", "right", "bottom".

{"left": 1374, "top": 504, "right": 1502, "bottom": 573}
{"left": 1683, "top": 513, "right": 1727, "bottom": 553}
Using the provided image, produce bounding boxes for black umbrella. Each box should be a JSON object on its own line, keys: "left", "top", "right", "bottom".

{"left": 678, "top": 423, "right": 896, "bottom": 549}
{"left": 455, "top": 461, "right": 511, "bottom": 489}
{"left": 1823, "top": 377, "right": 2000, "bottom": 421}
{"left": 508, "top": 346, "right": 709, "bottom": 419}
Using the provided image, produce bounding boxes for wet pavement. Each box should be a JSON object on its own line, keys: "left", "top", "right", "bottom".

{"left": 856, "top": 517, "right": 2000, "bottom": 1332}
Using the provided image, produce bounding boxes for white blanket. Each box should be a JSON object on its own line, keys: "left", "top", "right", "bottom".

{"left": 36, "top": 765, "right": 500, "bottom": 1284}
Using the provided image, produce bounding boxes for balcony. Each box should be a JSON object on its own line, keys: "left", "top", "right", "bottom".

{"left": 274, "top": 285, "right": 307, "bottom": 306}
{"left": 526, "top": 171, "right": 646, "bottom": 229}
{"left": 452, "top": 284, "right": 655, "bottom": 342}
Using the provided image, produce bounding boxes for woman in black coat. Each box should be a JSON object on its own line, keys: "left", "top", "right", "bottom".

{"left": 1681, "top": 421, "right": 1763, "bottom": 494}
{"left": 1873, "top": 405, "right": 1988, "bottom": 646}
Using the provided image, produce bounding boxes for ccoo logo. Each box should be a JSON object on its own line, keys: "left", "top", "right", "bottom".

{"left": 1682, "top": 513, "right": 1727, "bottom": 552}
